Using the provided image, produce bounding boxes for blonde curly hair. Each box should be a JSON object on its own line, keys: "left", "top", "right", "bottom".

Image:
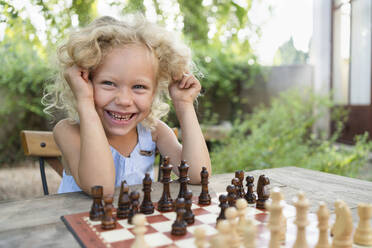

{"left": 43, "top": 15, "right": 195, "bottom": 130}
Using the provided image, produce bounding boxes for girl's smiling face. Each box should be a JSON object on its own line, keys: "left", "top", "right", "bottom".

{"left": 91, "top": 44, "right": 157, "bottom": 138}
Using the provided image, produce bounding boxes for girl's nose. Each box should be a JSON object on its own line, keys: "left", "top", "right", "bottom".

{"left": 115, "top": 88, "right": 133, "bottom": 106}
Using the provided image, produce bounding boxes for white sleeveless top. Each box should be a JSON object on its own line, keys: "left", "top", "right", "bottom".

{"left": 57, "top": 123, "right": 156, "bottom": 193}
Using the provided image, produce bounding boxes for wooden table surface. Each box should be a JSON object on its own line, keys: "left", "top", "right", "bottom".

{"left": 0, "top": 166, "right": 371, "bottom": 247}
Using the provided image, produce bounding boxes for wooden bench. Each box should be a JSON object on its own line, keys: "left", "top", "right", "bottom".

{"left": 20, "top": 128, "right": 180, "bottom": 195}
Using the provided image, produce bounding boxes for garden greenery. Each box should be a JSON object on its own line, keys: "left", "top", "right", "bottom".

{"left": 210, "top": 89, "right": 372, "bottom": 178}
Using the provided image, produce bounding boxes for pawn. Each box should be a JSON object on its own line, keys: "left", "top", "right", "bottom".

{"left": 101, "top": 196, "right": 116, "bottom": 230}
{"left": 353, "top": 203, "right": 372, "bottom": 246}
{"left": 184, "top": 190, "right": 195, "bottom": 225}
{"left": 194, "top": 227, "right": 207, "bottom": 248}
{"left": 243, "top": 218, "right": 256, "bottom": 248}
{"left": 244, "top": 175, "right": 257, "bottom": 204}
{"left": 89, "top": 185, "right": 104, "bottom": 221}
{"left": 235, "top": 170, "right": 245, "bottom": 198}
{"left": 210, "top": 220, "right": 230, "bottom": 248}
{"left": 171, "top": 198, "right": 187, "bottom": 236}
{"left": 231, "top": 178, "right": 241, "bottom": 199}
{"left": 225, "top": 207, "right": 241, "bottom": 248}
{"left": 128, "top": 191, "right": 140, "bottom": 224}
{"left": 236, "top": 198, "right": 248, "bottom": 237}
{"left": 131, "top": 214, "right": 149, "bottom": 248}
{"left": 227, "top": 185, "right": 237, "bottom": 207}
{"left": 217, "top": 194, "right": 229, "bottom": 222}
{"left": 117, "top": 181, "right": 131, "bottom": 219}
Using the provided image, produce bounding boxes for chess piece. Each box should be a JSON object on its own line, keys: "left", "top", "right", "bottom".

{"left": 292, "top": 192, "right": 309, "bottom": 248}
{"left": 128, "top": 191, "right": 140, "bottom": 224}
{"left": 131, "top": 214, "right": 149, "bottom": 248}
{"left": 266, "top": 188, "right": 283, "bottom": 248}
{"left": 89, "top": 185, "right": 104, "bottom": 221}
{"left": 256, "top": 174, "right": 270, "bottom": 209}
{"left": 157, "top": 156, "right": 174, "bottom": 212}
{"left": 117, "top": 181, "right": 130, "bottom": 219}
{"left": 236, "top": 198, "right": 248, "bottom": 237}
{"left": 244, "top": 175, "right": 257, "bottom": 204}
{"left": 101, "top": 196, "right": 116, "bottom": 230}
{"left": 171, "top": 198, "right": 187, "bottom": 236}
{"left": 235, "top": 170, "right": 245, "bottom": 198}
{"left": 353, "top": 203, "right": 372, "bottom": 246}
{"left": 225, "top": 207, "right": 241, "bottom": 248}
{"left": 184, "top": 190, "right": 195, "bottom": 225}
{"left": 332, "top": 200, "right": 353, "bottom": 248}
{"left": 231, "top": 178, "right": 241, "bottom": 199}
{"left": 140, "top": 173, "right": 154, "bottom": 214}
{"left": 243, "top": 218, "right": 256, "bottom": 248}
{"left": 217, "top": 194, "right": 229, "bottom": 222}
{"left": 198, "top": 167, "right": 211, "bottom": 205}
{"left": 315, "top": 202, "right": 330, "bottom": 248}
{"left": 211, "top": 220, "right": 230, "bottom": 248}
{"left": 177, "top": 160, "right": 190, "bottom": 200}
{"left": 194, "top": 227, "right": 207, "bottom": 248}
{"left": 331, "top": 200, "right": 343, "bottom": 237}
{"left": 227, "top": 184, "right": 237, "bottom": 207}
{"left": 278, "top": 189, "right": 287, "bottom": 241}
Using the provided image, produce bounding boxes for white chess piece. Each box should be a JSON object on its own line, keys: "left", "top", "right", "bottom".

{"left": 278, "top": 190, "right": 287, "bottom": 241}
{"left": 236, "top": 198, "right": 248, "bottom": 236}
{"left": 266, "top": 188, "right": 283, "bottom": 248}
{"left": 292, "top": 191, "right": 309, "bottom": 248}
{"left": 331, "top": 200, "right": 353, "bottom": 248}
{"left": 131, "top": 214, "right": 149, "bottom": 248}
{"left": 194, "top": 227, "right": 207, "bottom": 248}
{"left": 210, "top": 220, "right": 230, "bottom": 248}
{"left": 315, "top": 202, "right": 330, "bottom": 248}
{"left": 243, "top": 218, "right": 256, "bottom": 248}
{"left": 225, "top": 207, "right": 241, "bottom": 248}
{"left": 353, "top": 203, "right": 372, "bottom": 246}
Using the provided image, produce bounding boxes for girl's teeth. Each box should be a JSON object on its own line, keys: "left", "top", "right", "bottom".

{"left": 109, "top": 112, "right": 132, "bottom": 120}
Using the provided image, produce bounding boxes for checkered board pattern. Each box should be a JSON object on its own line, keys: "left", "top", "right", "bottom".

{"left": 61, "top": 193, "right": 363, "bottom": 248}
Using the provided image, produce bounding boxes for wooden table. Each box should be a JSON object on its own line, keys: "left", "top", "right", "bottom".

{"left": 1, "top": 166, "right": 371, "bottom": 247}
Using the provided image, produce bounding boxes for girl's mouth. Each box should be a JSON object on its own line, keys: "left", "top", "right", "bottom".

{"left": 105, "top": 110, "right": 136, "bottom": 123}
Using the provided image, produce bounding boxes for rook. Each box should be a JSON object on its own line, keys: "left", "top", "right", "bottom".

{"left": 89, "top": 185, "right": 104, "bottom": 221}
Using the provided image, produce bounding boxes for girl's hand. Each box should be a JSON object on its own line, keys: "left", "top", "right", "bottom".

{"left": 169, "top": 73, "right": 202, "bottom": 106}
{"left": 63, "top": 65, "right": 94, "bottom": 104}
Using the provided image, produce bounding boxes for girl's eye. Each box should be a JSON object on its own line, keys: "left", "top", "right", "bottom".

{"left": 102, "top": 81, "right": 115, "bottom": 86}
{"left": 133, "top": 85, "right": 145, "bottom": 89}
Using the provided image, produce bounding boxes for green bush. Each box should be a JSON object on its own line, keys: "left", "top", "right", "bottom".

{"left": 210, "top": 89, "right": 372, "bottom": 178}
{"left": 0, "top": 37, "right": 53, "bottom": 163}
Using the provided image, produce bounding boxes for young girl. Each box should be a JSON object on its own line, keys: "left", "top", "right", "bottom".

{"left": 43, "top": 15, "right": 211, "bottom": 196}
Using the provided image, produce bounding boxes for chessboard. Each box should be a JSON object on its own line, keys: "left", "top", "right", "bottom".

{"left": 62, "top": 193, "right": 367, "bottom": 248}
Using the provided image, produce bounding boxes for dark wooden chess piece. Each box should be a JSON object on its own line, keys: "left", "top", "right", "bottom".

{"left": 101, "top": 196, "right": 116, "bottom": 230}
{"left": 183, "top": 190, "right": 195, "bottom": 225}
{"left": 244, "top": 175, "right": 257, "bottom": 204}
{"left": 128, "top": 191, "right": 140, "bottom": 224}
{"left": 157, "top": 156, "right": 174, "bottom": 212}
{"left": 89, "top": 185, "right": 104, "bottom": 221}
{"left": 216, "top": 194, "right": 229, "bottom": 222}
{"left": 171, "top": 198, "right": 187, "bottom": 236}
{"left": 235, "top": 170, "right": 245, "bottom": 198}
{"left": 198, "top": 167, "right": 211, "bottom": 205}
{"left": 117, "top": 181, "right": 130, "bottom": 219}
{"left": 256, "top": 174, "right": 270, "bottom": 209}
{"left": 140, "top": 173, "right": 154, "bottom": 214}
{"left": 227, "top": 184, "right": 237, "bottom": 207}
{"left": 231, "top": 178, "right": 241, "bottom": 199}
{"left": 177, "top": 160, "right": 190, "bottom": 200}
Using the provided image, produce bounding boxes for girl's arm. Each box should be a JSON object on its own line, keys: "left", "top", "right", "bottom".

{"left": 155, "top": 74, "right": 211, "bottom": 184}
{"left": 54, "top": 66, "right": 115, "bottom": 195}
